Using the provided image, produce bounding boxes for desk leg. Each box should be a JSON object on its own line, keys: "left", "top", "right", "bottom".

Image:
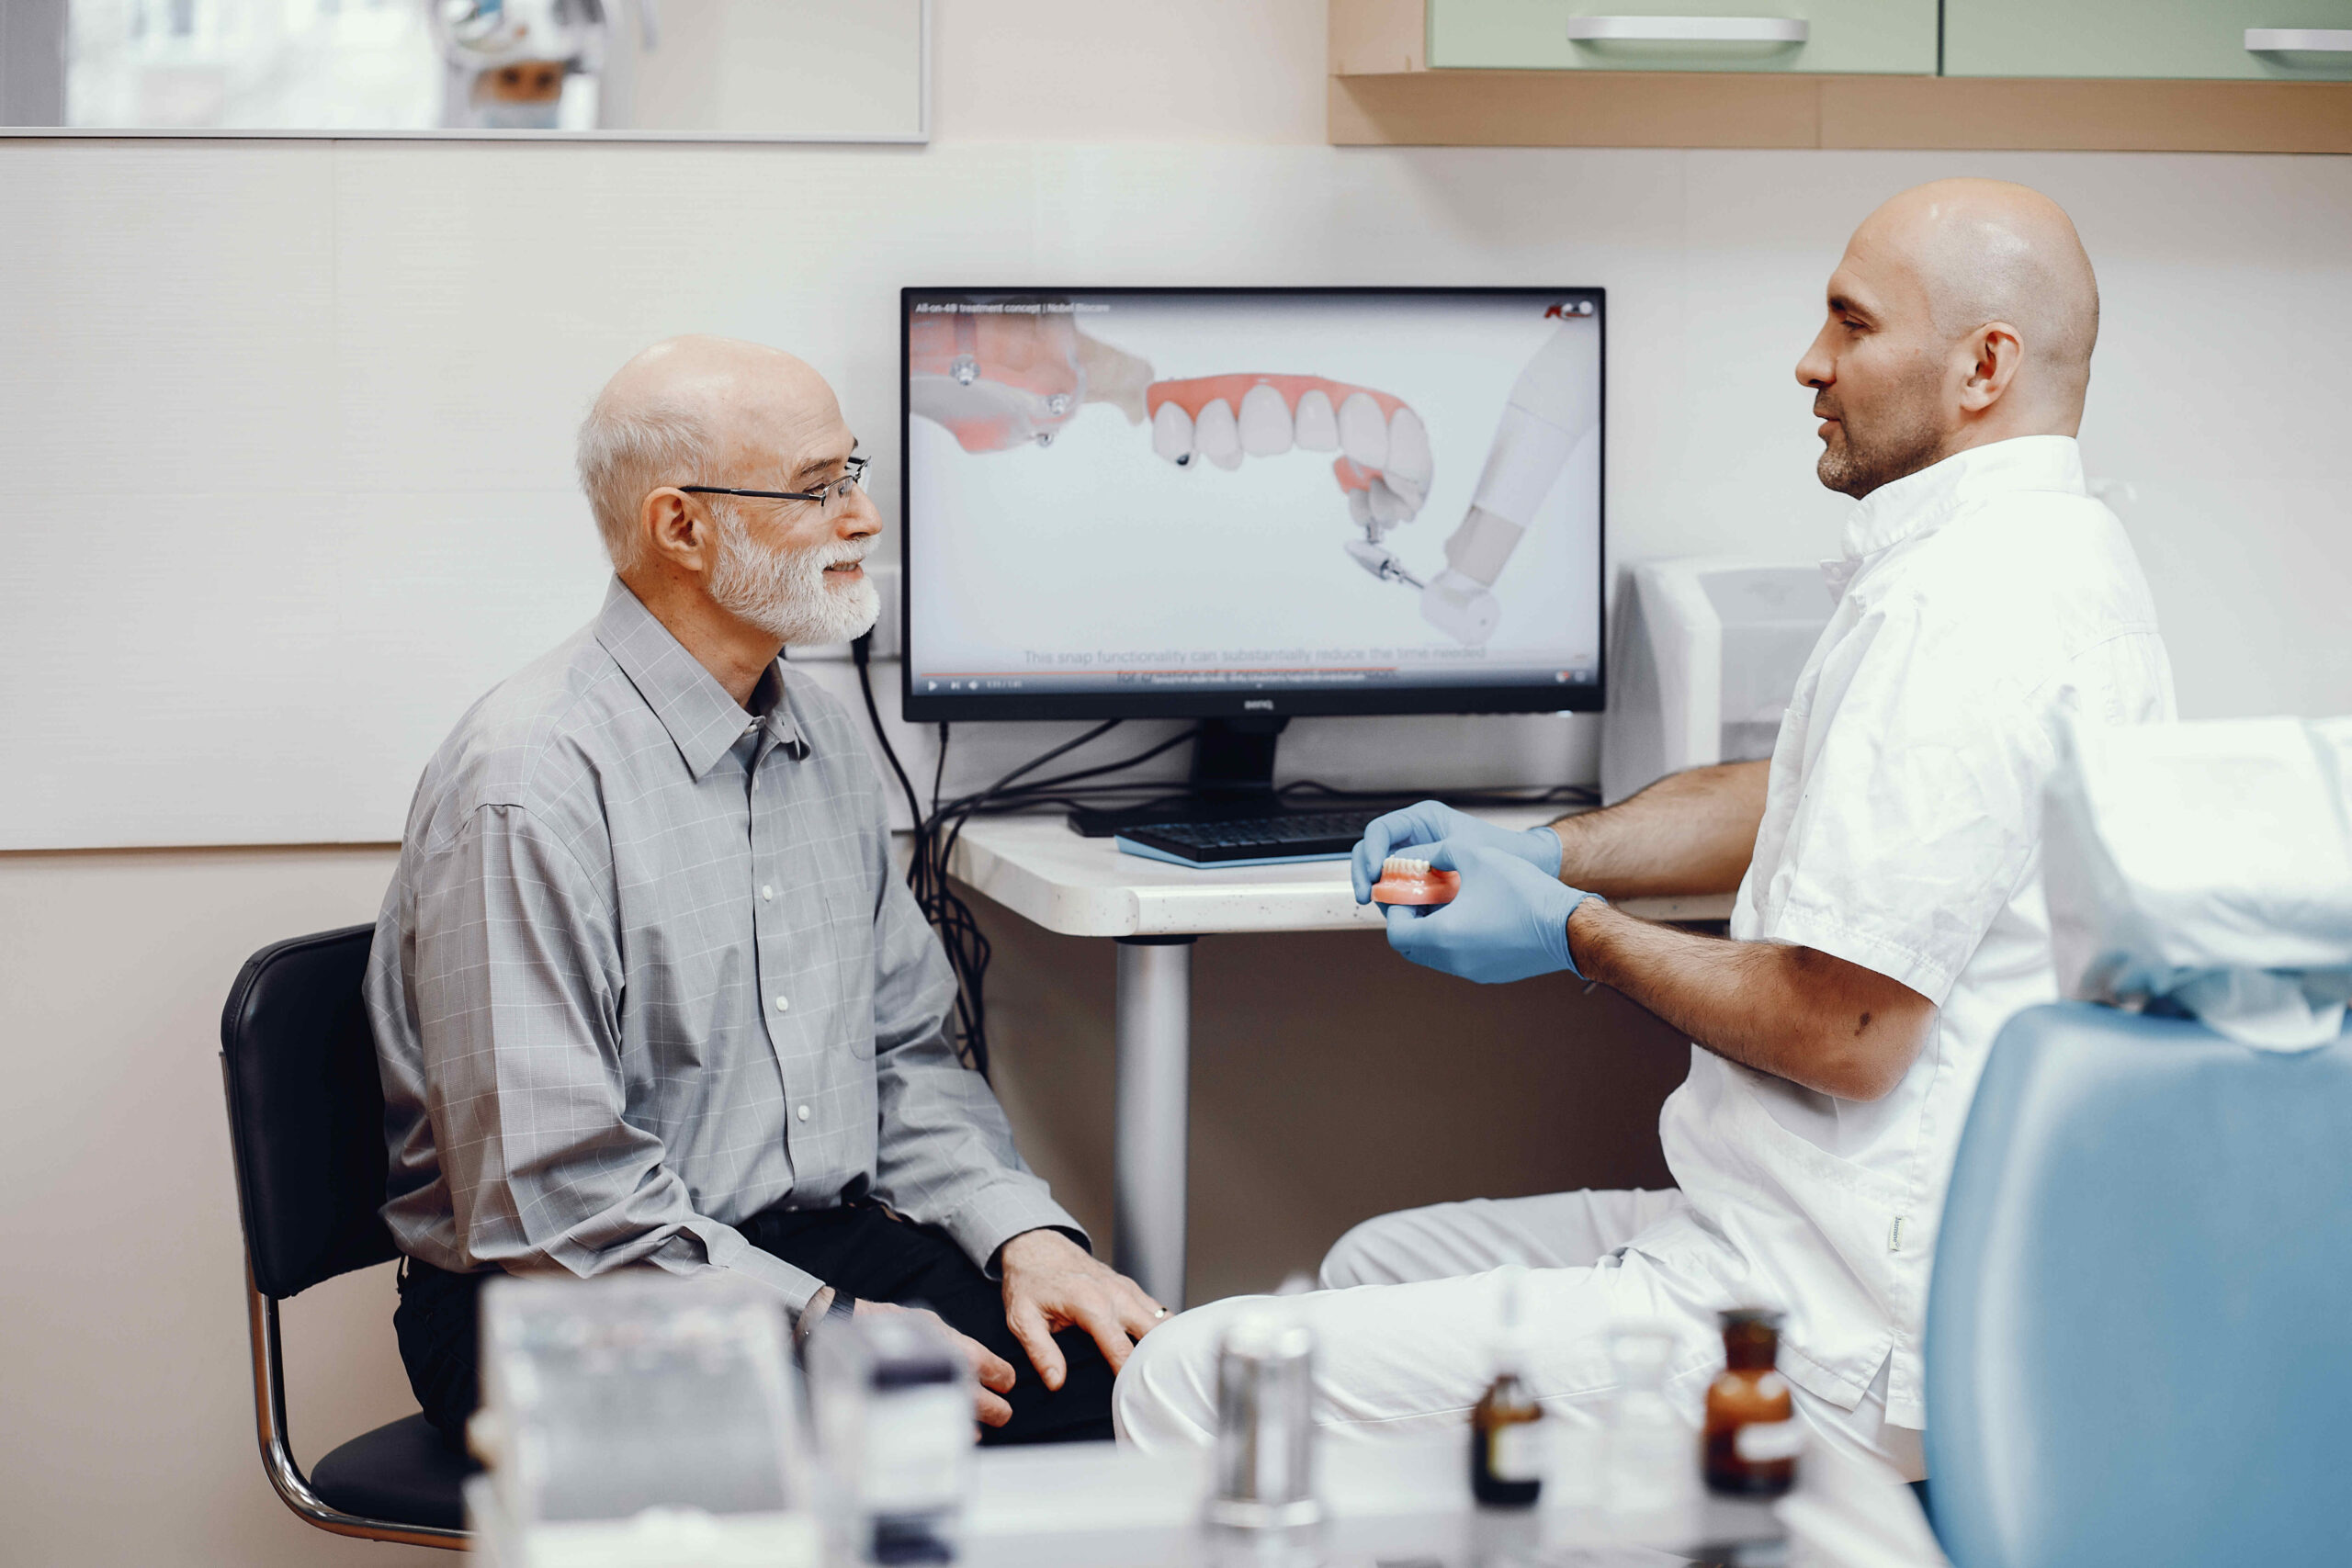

{"left": 1114, "top": 935, "right": 1193, "bottom": 1311}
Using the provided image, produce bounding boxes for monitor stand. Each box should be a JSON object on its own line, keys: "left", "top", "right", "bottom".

{"left": 1068, "top": 717, "right": 1298, "bottom": 838}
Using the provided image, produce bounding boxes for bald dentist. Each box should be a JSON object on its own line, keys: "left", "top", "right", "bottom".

{"left": 1112, "top": 179, "right": 2176, "bottom": 1483}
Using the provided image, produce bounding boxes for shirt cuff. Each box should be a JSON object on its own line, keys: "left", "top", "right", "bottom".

{"left": 937, "top": 1180, "right": 1090, "bottom": 1279}
{"left": 695, "top": 1224, "right": 827, "bottom": 1316}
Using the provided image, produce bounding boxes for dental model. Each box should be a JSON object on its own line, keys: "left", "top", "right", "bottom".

{"left": 1370, "top": 854, "right": 1461, "bottom": 907}
{"left": 1420, "top": 319, "right": 1600, "bottom": 647}
{"left": 1146, "top": 374, "right": 1434, "bottom": 585}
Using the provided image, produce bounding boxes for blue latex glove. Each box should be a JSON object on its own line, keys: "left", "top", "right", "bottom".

{"left": 1382, "top": 840, "right": 1600, "bottom": 985}
{"left": 1351, "top": 799, "right": 1564, "bottom": 904}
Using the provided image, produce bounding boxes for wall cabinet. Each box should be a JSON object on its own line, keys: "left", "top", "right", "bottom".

{"left": 1428, "top": 1, "right": 1937, "bottom": 75}
{"left": 1331, "top": 0, "right": 2352, "bottom": 150}
{"left": 1946, "top": 0, "right": 2352, "bottom": 81}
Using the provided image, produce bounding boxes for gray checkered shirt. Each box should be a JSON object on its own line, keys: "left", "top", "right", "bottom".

{"left": 366, "top": 579, "right": 1081, "bottom": 1315}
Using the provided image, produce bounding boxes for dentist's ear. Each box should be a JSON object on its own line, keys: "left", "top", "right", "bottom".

{"left": 1956, "top": 322, "right": 2024, "bottom": 414}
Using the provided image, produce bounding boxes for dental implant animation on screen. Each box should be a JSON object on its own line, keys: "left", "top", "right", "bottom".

{"left": 906, "top": 300, "right": 1598, "bottom": 647}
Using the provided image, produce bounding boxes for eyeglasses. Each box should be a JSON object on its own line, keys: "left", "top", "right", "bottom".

{"left": 680, "top": 456, "right": 870, "bottom": 514}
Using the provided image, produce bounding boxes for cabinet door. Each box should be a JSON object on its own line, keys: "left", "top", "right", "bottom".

{"left": 1946, "top": 0, "right": 2352, "bottom": 79}
{"left": 1428, "top": 0, "right": 1937, "bottom": 73}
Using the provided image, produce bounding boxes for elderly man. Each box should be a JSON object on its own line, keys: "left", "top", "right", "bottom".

{"left": 368, "top": 336, "right": 1160, "bottom": 1449}
{"left": 1114, "top": 180, "right": 2175, "bottom": 1481}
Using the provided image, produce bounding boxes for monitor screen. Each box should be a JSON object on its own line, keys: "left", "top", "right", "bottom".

{"left": 900, "top": 287, "right": 1603, "bottom": 722}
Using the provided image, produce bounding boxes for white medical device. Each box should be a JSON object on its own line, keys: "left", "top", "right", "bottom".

{"left": 1600, "top": 558, "right": 1834, "bottom": 807}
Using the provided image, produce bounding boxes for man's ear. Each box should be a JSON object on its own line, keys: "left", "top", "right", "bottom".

{"left": 1957, "top": 321, "right": 2023, "bottom": 415}
{"left": 639, "top": 487, "right": 715, "bottom": 576}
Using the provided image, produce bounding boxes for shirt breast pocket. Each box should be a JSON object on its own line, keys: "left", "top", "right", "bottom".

{"left": 809, "top": 870, "right": 880, "bottom": 1062}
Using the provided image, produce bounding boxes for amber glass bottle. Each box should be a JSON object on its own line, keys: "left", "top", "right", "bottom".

{"left": 1470, "top": 1281, "right": 1546, "bottom": 1507}
{"left": 1702, "top": 1308, "right": 1800, "bottom": 1496}
{"left": 1470, "top": 1355, "right": 1546, "bottom": 1507}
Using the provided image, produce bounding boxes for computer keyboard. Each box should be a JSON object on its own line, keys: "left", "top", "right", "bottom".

{"left": 1114, "top": 810, "right": 1384, "bottom": 867}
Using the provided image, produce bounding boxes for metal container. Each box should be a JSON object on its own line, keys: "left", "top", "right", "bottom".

{"left": 1208, "top": 1312, "right": 1321, "bottom": 1530}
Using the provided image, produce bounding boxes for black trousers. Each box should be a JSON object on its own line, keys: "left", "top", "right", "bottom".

{"left": 394, "top": 1203, "right": 1115, "bottom": 1450}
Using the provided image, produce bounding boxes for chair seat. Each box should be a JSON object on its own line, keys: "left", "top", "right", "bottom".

{"left": 311, "top": 1413, "right": 478, "bottom": 1533}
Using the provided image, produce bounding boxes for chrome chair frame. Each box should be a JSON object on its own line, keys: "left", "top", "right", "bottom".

{"left": 239, "top": 1252, "right": 466, "bottom": 1550}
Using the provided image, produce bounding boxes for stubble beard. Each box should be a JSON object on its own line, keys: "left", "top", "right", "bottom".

{"left": 707, "top": 508, "right": 880, "bottom": 647}
{"left": 1815, "top": 395, "right": 1947, "bottom": 501}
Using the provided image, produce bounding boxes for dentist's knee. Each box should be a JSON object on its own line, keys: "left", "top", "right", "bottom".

{"left": 1112, "top": 1299, "right": 1241, "bottom": 1451}
{"left": 1319, "top": 1212, "right": 1426, "bottom": 1290}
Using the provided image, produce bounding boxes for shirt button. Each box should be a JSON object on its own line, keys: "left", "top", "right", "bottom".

{"left": 761, "top": 885, "right": 775, "bottom": 901}
{"left": 774, "top": 995, "right": 790, "bottom": 1013}
{"left": 796, "top": 1104, "right": 811, "bottom": 1122}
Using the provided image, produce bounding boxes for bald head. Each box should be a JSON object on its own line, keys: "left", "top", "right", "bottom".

{"left": 1869, "top": 178, "right": 2098, "bottom": 403}
{"left": 1798, "top": 180, "right": 2100, "bottom": 498}
{"left": 577, "top": 334, "right": 843, "bottom": 570}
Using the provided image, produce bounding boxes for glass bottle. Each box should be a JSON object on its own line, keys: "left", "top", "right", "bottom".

{"left": 1469, "top": 1276, "right": 1546, "bottom": 1508}
{"left": 1702, "top": 1308, "right": 1800, "bottom": 1497}
{"left": 1601, "top": 1325, "right": 1687, "bottom": 1515}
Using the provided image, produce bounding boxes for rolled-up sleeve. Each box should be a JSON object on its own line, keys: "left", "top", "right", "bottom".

{"left": 865, "top": 840, "right": 1086, "bottom": 1273}
{"left": 410, "top": 803, "right": 823, "bottom": 1313}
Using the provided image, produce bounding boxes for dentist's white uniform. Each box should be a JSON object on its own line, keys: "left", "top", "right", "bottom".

{"left": 1114, "top": 436, "right": 2176, "bottom": 1478}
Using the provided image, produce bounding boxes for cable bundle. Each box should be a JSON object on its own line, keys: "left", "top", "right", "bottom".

{"left": 853, "top": 637, "right": 1596, "bottom": 1078}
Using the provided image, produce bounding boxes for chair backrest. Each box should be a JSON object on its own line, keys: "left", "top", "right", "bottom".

{"left": 220, "top": 924, "right": 398, "bottom": 1300}
{"left": 1926, "top": 1000, "right": 2352, "bottom": 1568}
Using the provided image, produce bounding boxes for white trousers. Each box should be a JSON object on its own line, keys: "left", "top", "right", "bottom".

{"left": 1112, "top": 1190, "right": 1926, "bottom": 1483}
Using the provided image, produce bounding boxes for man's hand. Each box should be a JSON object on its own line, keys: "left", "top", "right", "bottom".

{"left": 805, "top": 1287, "right": 1020, "bottom": 1429}
{"left": 1384, "top": 842, "right": 1600, "bottom": 985}
{"left": 997, "top": 1229, "right": 1165, "bottom": 1391}
{"left": 1351, "top": 800, "right": 1563, "bottom": 903}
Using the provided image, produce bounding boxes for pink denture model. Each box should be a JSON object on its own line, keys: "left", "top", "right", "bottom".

{"left": 1370, "top": 855, "right": 1461, "bottom": 908}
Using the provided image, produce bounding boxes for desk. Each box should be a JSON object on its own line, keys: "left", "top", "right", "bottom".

{"left": 947, "top": 807, "right": 1735, "bottom": 1307}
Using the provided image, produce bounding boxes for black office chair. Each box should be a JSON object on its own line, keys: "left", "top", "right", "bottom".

{"left": 220, "top": 923, "right": 474, "bottom": 1549}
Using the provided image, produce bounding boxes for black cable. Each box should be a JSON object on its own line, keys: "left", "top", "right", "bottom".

{"left": 972, "top": 717, "right": 1125, "bottom": 801}
{"left": 853, "top": 636, "right": 924, "bottom": 836}
{"left": 932, "top": 722, "right": 950, "bottom": 820}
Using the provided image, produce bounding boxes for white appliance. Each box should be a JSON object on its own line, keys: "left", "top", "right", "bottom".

{"left": 1600, "top": 558, "right": 1834, "bottom": 807}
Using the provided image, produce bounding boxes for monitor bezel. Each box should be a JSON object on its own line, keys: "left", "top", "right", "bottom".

{"left": 898, "top": 285, "right": 1605, "bottom": 724}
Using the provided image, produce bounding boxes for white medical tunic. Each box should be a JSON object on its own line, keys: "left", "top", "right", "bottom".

{"left": 1662, "top": 434, "right": 2176, "bottom": 1430}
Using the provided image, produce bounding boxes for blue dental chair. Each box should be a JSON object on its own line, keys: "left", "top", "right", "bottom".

{"left": 1925, "top": 1000, "right": 2352, "bottom": 1567}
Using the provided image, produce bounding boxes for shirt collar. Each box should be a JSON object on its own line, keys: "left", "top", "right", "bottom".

{"left": 1822, "top": 434, "right": 2087, "bottom": 595}
{"left": 593, "top": 578, "right": 808, "bottom": 780}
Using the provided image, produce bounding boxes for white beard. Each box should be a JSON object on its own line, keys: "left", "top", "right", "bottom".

{"left": 707, "top": 510, "right": 880, "bottom": 647}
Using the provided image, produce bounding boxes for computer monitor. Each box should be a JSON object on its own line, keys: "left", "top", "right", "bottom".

{"left": 899, "top": 287, "right": 1604, "bottom": 813}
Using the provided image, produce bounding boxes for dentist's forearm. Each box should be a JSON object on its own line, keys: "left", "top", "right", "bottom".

{"left": 1567, "top": 899, "right": 1933, "bottom": 1101}
{"left": 1545, "top": 761, "right": 1768, "bottom": 898}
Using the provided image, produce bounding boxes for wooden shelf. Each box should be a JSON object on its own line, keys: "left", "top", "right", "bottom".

{"left": 1329, "top": 1, "right": 2352, "bottom": 152}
